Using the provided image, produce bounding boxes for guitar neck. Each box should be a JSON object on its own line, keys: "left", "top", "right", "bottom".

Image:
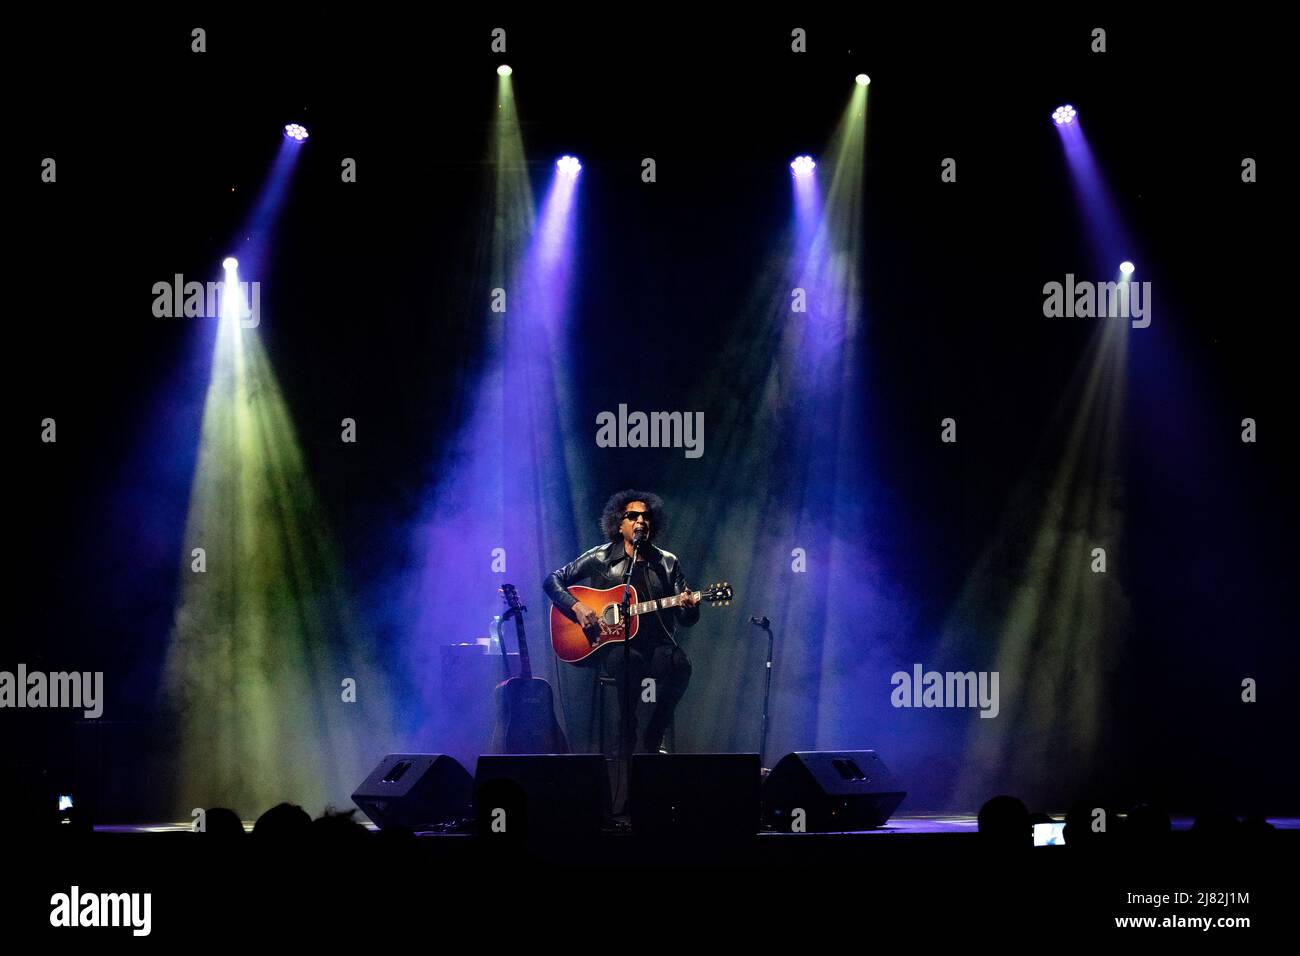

{"left": 628, "top": 590, "right": 698, "bottom": 617}
{"left": 511, "top": 610, "right": 532, "bottom": 680}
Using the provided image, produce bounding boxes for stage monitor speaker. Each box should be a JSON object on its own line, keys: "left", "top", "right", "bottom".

{"left": 351, "top": 754, "right": 473, "bottom": 830}
{"left": 762, "top": 750, "right": 905, "bottom": 832}
{"left": 631, "top": 753, "right": 761, "bottom": 840}
{"left": 474, "top": 754, "right": 610, "bottom": 841}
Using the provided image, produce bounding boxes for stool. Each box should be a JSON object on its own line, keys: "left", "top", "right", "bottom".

{"left": 589, "top": 673, "right": 675, "bottom": 754}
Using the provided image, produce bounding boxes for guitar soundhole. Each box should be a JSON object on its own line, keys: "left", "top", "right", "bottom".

{"left": 601, "top": 605, "right": 621, "bottom": 629}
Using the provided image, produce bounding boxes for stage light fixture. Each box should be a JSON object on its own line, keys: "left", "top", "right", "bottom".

{"left": 855, "top": 74, "right": 870, "bottom": 86}
{"left": 1119, "top": 261, "right": 1135, "bottom": 276}
{"left": 498, "top": 64, "right": 512, "bottom": 76}
{"left": 222, "top": 257, "right": 238, "bottom": 271}
{"left": 556, "top": 155, "right": 582, "bottom": 176}
{"left": 1052, "top": 105, "right": 1077, "bottom": 126}
{"left": 790, "top": 155, "right": 816, "bottom": 176}
{"left": 284, "top": 123, "right": 310, "bottom": 142}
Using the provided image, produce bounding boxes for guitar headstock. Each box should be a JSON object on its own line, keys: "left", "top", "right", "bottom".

{"left": 499, "top": 583, "right": 526, "bottom": 614}
{"left": 702, "top": 582, "right": 733, "bottom": 606}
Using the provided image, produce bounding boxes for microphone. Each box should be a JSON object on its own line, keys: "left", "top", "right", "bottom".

{"left": 750, "top": 615, "right": 770, "bottom": 629}
{"left": 632, "top": 526, "right": 647, "bottom": 550}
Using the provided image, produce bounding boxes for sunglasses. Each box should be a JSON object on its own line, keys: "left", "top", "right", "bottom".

{"left": 622, "top": 511, "right": 651, "bottom": 523}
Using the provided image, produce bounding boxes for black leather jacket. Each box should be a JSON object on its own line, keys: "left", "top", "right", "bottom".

{"left": 543, "top": 540, "right": 701, "bottom": 643}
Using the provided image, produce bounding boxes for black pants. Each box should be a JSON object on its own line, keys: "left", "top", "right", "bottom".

{"left": 601, "top": 641, "right": 692, "bottom": 752}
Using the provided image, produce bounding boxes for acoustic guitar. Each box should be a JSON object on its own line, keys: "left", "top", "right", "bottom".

{"left": 489, "top": 584, "right": 569, "bottom": 754}
{"left": 549, "top": 581, "right": 733, "bottom": 664}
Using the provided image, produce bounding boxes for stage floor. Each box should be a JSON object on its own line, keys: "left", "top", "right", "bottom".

{"left": 94, "top": 813, "right": 1300, "bottom": 836}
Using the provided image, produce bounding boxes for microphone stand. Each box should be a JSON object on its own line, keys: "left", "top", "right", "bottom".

{"left": 751, "top": 616, "right": 775, "bottom": 770}
{"left": 618, "top": 531, "right": 644, "bottom": 809}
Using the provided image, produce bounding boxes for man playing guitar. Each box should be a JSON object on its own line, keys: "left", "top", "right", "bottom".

{"left": 543, "top": 489, "right": 701, "bottom": 754}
